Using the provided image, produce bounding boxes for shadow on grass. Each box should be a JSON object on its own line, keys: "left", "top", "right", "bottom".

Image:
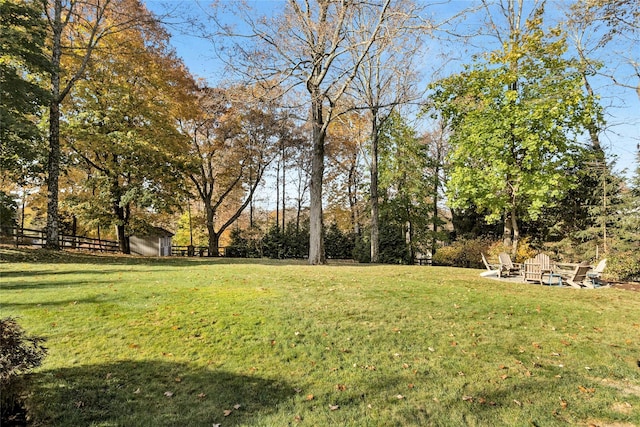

{"left": 28, "top": 360, "right": 293, "bottom": 426}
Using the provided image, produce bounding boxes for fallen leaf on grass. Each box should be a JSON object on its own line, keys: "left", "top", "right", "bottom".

{"left": 560, "top": 399, "right": 568, "bottom": 409}
{"left": 164, "top": 391, "right": 174, "bottom": 398}
{"left": 578, "top": 386, "right": 595, "bottom": 393}
{"left": 174, "top": 377, "right": 182, "bottom": 382}
{"left": 336, "top": 384, "right": 347, "bottom": 391}
{"left": 223, "top": 409, "right": 232, "bottom": 417}
{"left": 305, "top": 394, "right": 314, "bottom": 401}
{"left": 329, "top": 404, "right": 340, "bottom": 411}
{"left": 462, "top": 395, "right": 473, "bottom": 402}
{"left": 233, "top": 404, "right": 241, "bottom": 410}
{"left": 197, "top": 393, "right": 206, "bottom": 399}
{"left": 396, "top": 394, "right": 404, "bottom": 399}
{"left": 513, "top": 400, "right": 522, "bottom": 407}
{"left": 133, "top": 388, "right": 141, "bottom": 394}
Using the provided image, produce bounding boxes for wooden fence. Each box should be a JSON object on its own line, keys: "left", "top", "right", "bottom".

{"left": 5, "top": 226, "right": 119, "bottom": 253}
{"left": 171, "top": 245, "right": 228, "bottom": 257}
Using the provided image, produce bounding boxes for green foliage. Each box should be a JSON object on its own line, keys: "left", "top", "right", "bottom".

{"left": 432, "top": 238, "right": 493, "bottom": 268}
{"left": 260, "top": 223, "right": 309, "bottom": 259}
{"left": 324, "top": 222, "right": 355, "bottom": 259}
{"left": 0, "top": 191, "right": 18, "bottom": 234}
{"left": 1, "top": 317, "right": 47, "bottom": 424}
{"left": 352, "top": 234, "right": 371, "bottom": 263}
{"left": 0, "top": 0, "right": 50, "bottom": 179}
{"left": 227, "top": 228, "right": 262, "bottom": 258}
{"left": 429, "top": 12, "right": 603, "bottom": 243}
{"left": 378, "top": 203, "right": 412, "bottom": 264}
{"left": 378, "top": 112, "right": 435, "bottom": 261}
{"left": 605, "top": 251, "right": 640, "bottom": 282}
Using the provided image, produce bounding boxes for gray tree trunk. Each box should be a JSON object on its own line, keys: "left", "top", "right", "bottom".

{"left": 370, "top": 117, "right": 380, "bottom": 263}
{"left": 308, "top": 92, "right": 325, "bottom": 265}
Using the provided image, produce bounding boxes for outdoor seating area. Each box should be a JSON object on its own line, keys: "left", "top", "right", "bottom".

{"left": 482, "top": 253, "right": 607, "bottom": 288}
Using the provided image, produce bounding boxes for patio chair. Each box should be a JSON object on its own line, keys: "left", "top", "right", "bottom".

{"left": 564, "top": 262, "right": 593, "bottom": 289}
{"left": 498, "top": 252, "right": 521, "bottom": 278}
{"left": 523, "top": 253, "right": 552, "bottom": 284}
{"left": 586, "top": 259, "right": 607, "bottom": 288}
{"left": 480, "top": 253, "right": 500, "bottom": 277}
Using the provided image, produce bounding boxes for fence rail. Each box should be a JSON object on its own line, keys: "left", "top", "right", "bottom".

{"left": 5, "top": 226, "right": 119, "bottom": 253}
{"left": 171, "top": 245, "right": 228, "bottom": 257}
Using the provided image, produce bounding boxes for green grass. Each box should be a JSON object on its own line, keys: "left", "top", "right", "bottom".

{"left": 1, "top": 247, "right": 639, "bottom": 426}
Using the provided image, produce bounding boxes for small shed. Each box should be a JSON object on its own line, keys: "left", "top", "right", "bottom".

{"left": 130, "top": 227, "right": 174, "bottom": 257}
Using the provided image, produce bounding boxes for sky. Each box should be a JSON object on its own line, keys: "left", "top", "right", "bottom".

{"left": 144, "top": 0, "right": 639, "bottom": 180}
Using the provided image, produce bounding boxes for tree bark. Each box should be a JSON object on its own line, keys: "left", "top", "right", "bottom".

{"left": 511, "top": 206, "right": 519, "bottom": 254}
{"left": 44, "top": 0, "right": 63, "bottom": 250}
{"left": 503, "top": 209, "right": 513, "bottom": 249}
{"left": 308, "top": 91, "right": 326, "bottom": 265}
{"left": 206, "top": 204, "right": 219, "bottom": 257}
{"left": 370, "top": 116, "right": 380, "bottom": 263}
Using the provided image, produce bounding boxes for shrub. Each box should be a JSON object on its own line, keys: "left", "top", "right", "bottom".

{"left": 487, "top": 237, "right": 538, "bottom": 264}
{"left": 352, "top": 235, "right": 371, "bottom": 263}
{"left": 325, "top": 223, "right": 355, "bottom": 259}
{"left": 604, "top": 251, "right": 640, "bottom": 282}
{"left": 433, "top": 238, "right": 493, "bottom": 268}
{"left": 1, "top": 317, "right": 48, "bottom": 424}
{"left": 0, "top": 191, "right": 17, "bottom": 235}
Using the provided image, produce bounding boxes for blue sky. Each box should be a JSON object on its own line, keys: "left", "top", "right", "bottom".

{"left": 145, "top": 0, "right": 639, "bottom": 179}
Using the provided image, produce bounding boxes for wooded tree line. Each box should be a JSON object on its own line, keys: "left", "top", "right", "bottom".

{"left": 1, "top": 0, "right": 638, "bottom": 276}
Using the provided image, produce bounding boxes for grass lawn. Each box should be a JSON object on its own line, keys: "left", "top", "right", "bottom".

{"left": 1, "top": 247, "right": 639, "bottom": 426}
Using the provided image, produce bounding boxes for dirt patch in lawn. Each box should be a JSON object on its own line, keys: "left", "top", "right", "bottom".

{"left": 609, "top": 281, "right": 640, "bottom": 292}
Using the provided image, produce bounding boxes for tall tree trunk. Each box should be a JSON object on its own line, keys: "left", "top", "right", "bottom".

{"left": 370, "top": 115, "right": 380, "bottom": 263}
{"left": 511, "top": 206, "right": 519, "bottom": 254}
{"left": 275, "top": 159, "right": 280, "bottom": 230}
{"left": 348, "top": 156, "right": 360, "bottom": 236}
{"left": 431, "top": 163, "right": 440, "bottom": 256}
{"left": 44, "top": 0, "right": 63, "bottom": 249}
{"left": 308, "top": 92, "right": 325, "bottom": 265}
{"left": 281, "top": 143, "right": 286, "bottom": 231}
{"left": 45, "top": 100, "right": 61, "bottom": 249}
{"left": 206, "top": 205, "right": 219, "bottom": 257}
{"left": 503, "top": 209, "right": 513, "bottom": 249}
{"left": 111, "top": 176, "right": 129, "bottom": 254}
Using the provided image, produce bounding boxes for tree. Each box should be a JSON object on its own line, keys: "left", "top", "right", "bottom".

{"left": 214, "top": 0, "right": 394, "bottom": 264}
{"left": 566, "top": 0, "right": 639, "bottom": 100}
{"left": 348, "top": 0, "right": 424, "bottom": 263}
{"left": 430, "top": 6, "right": 602, "bottom": 252}
{"left": 378, "top": 112, "right": 431, "bottom": 263}
{"left": 325, "top": 111, "right": 368, "bottom": 237}
{"left": 421, "top": 121, "right": 451, "bottom": 255}
{"left": 182, "top": 87, "right": 281, "bottom": 256}
{"left": 65, "top": 8, "right": 194, "bottom": 253}
{"left": 42, "top": 0, "right": 149, "bottom": 249}
{"left": 0, "top": 0, "right": 50, "bottom": 181}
